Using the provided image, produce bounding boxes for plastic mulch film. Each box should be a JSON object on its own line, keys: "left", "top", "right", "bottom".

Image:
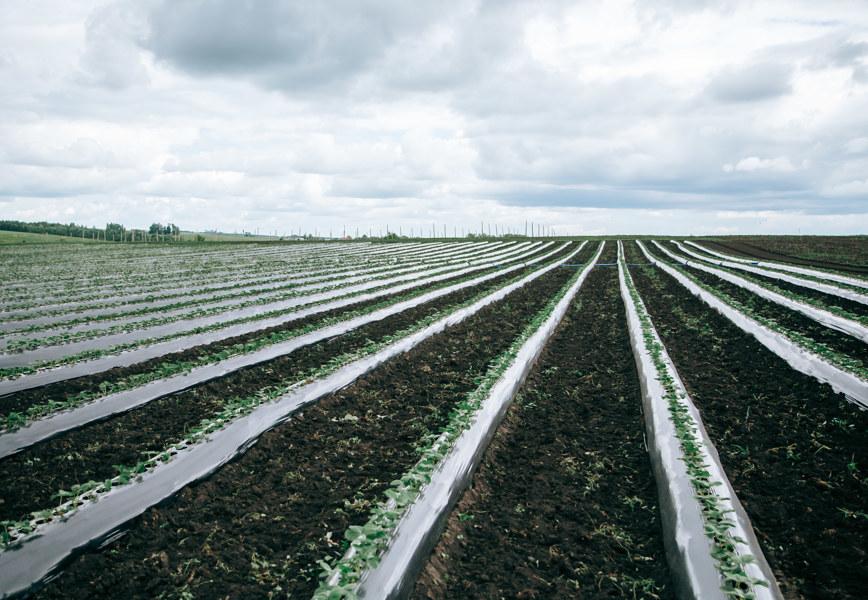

{"left": 0, "top": 242, "right": 544, "bottom": 368}
{"left": 0, "top": 241, "right": 504, "bottom": 324}
{"left": 677, "top": 241, "right": 868, "bottom": 308}
{"left": 685, "top": 241, "right": 868, "bottom": 291}
{"left": 349, "top": 243, "right": 605, "bottom": 600}
{"left": 0, "top": 241, "right": 525, "bottom": 332}
{"left": 0, "top": 242, "right": 558, "bottom": 395}
{"left": 0, "top": 242, "right": 570, "bottom": 459}
{"left": 638, "top": 241, "right": 868, "bottom": 408}
{"left": 658, "top": 242, "right": 867, "bottom": 343}
{"left": 0, "top": 243, "right": 586, "bottom": 599}
{"left": 618, "top": 242, "right": 781, "bottom": 600}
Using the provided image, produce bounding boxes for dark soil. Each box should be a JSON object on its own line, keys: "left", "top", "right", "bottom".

{"left": 701, "top": 239, "right": 868, "bottom": 275}
{"left": 412, "top": 243, "right": 676, "bottom": 600}
{"left": 627, "top": 243, "right": 868, "bottom": 600}
{"left": 650, "top": 243, "right": 867, "bottom": 367}
{"left": 0, "top": 242, "right": 564, "bottom": 416}
{"left": 0, "top": 243, "right": 588, "bottom": 525}
{"left": 31, "top": 246, "right": 588, "bottom": 599}
{"left": 663, "top": 242, "right": 868, "bottom": 320}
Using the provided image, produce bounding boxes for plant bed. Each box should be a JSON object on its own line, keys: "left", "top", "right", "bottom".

{"left": 646, "top": 243, "right": 867, "bottom": 379}
{"left": 4, "top": 241, "right": 513, "bottom": 336}
{"left": 664, "top": 242, "right": 868, "bottom": 324}
{"left": 700, "top": 239, "right": 868, "bottom": 277}
{"left": 411, "top": 244, "right": 676, "bottom": 600}
{"left": 0, "top": 244, "right": 558, "bottom": 381}
{"left": 0, "top": 245, "right": 587, "bottom": 528}
{"left": 626, "top": 243, "right": 868, "bottom": 599}
{"left": 0, "top": 242, "right": 570, "bottom": 428}
{"left": 28, "top": 248, "right": 586, "bottom": 599}
{"left": 1, "top": 257, "right": 486, "bottom": 354}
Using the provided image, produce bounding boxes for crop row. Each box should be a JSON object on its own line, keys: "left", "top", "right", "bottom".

{"left": 0, "top": 242, "right": 591, "bottom": 597}
{"left": 0, "top": 243, "right": 551, "bottom": 377}
{"left": 0, "top": 242, "right": 533, "bottom": 350}
{"left": 0, "top": 242, "right": 476, "bottom": 310}
{"left": 0, "top": 239, "right": 864, "bottom": 599}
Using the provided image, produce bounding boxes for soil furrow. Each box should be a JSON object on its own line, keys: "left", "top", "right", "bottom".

{"left": 30, "top": 248, "right": 582, "bottom": 599}
{"left": 0, "top": 244, "right": 586, "bottom": 525}
{"left": 627, "top": 241, "right": 868, "bottom": 600}
{"left": 411, "top": 243, "right": 675, "bottom": 599}
{"left": 649, "top": 243, "right": 868, "bottom": 366}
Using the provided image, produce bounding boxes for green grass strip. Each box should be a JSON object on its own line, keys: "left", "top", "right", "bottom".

{"left": 623, "top": 252, "right": 767, "bottom": 600}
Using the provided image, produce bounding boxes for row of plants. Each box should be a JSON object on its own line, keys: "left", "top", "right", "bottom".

{"left": 620, "top": 247, "right": 768, "bottom": 600}
{"left": 3, "top": 243, "right": 507, "bottom": 335}
{"left": 410, "top": 243, "right": 676, "bottom": 599}
{"left": 0, "top": 243, "right": 573, "bottom": 432}
{"left": 0, "top": 246, "right": 560, "bottom": 377}
{"left": 21, "top": 246, "right": 580, "bottom": 599}
{"left": 684, "top": 242, "right": 868, "bottom": 294}
{"left": 667, "top": 242, "right": 868, "bottom": 325}
{"left": 0, "top": 250, "right": 425, "bottom": 320}
{"left": 2, "top": 253, "right": 505, "bottom": 353}
{"left": 0, "top": 244, "right": 418, "bottom": 309}
{"left": 312, "top": 252, "right": 587, "bottom": 598}
{"left": 626, "top": 241, "right": 868, "bottom": 599}
{"left": 0, "top": 241, "right": 413, "bottom": 305}
{"left": 641, "top": 242, "right": 868, "bottom": 381}
{"left": 693, "top": 239, "right": 868, "bottom": 282}
{"left": 0, "top": 246, "right": 580, "bottom": 550}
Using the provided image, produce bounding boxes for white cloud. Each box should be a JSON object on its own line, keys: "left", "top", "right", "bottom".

{"left": 723, "top": 156, "right": 797, "bottom": 172}
{"left": 0, "top": 0, "right": 867, "bottom": 234}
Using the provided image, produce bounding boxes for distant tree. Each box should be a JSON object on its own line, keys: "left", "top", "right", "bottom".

{"left": 105, "top": 223, "right": 125, "bottom": 241}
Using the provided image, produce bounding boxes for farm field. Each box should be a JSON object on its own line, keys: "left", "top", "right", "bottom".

{"left": 0, "top": 238, "right": 865, "bottom": 599}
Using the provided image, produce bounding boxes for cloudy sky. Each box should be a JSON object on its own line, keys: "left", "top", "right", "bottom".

{"left": 1, "top": 0, "right": 867, "bottom": 236}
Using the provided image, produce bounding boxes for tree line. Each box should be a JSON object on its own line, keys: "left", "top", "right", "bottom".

{"left": 0, "top": 220, "right": 183, "bottom": 242}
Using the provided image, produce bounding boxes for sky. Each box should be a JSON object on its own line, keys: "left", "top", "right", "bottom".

{"left": 0, "top": 0, "right": 867, "bottom": 236}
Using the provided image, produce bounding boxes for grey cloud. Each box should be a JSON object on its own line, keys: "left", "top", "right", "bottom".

{"left": 144, "top": 0, "right": 447, "bottom": 91}
{"left": 829, "top": 40, "right": 868, "bottom": 65}
{"left": 705, "top": 61, "right": 793, "bottom": 103}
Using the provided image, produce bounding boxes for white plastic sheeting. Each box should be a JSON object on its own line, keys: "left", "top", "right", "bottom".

{"left": 618, "top": 243, "right": 780, "bottom": 600}
{"left": 638, "top": 241, "right": 868, "bottom": 408}
{"left": 0, "top": 242, "right": 538, "bottom": 358}
{"left": 0, "top": 242, "right": 571, "bottom": 459}
{"left": 0, "top": 243, "right": 587, "bottom": 599}
{"left": 686, "top": 241, "right": 868, "bottom": 290}
{"left": 680, "top": 241, "right": 868, "bottom": 307}
{"left": 0, "top": 243, "right": 559, "bottom": 393}
{"left": 655, "top": 242, "right": 868, "bottom": 344}
{"left": 353, "top": 243, "right": 604, "bottom": 599}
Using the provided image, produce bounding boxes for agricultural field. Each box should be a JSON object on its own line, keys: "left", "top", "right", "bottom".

{"left": 0, "top": 238, "right": 865, "bottom": 600}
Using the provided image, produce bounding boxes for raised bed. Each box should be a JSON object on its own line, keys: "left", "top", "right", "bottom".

{"left": 640, "top": 241, "right": 867, "bottom": 396}
{"left": 408, "top": 242, "right": 677, "bottom": 599}
{"left": 626, "top": 240, "right": 868, "bottom": 599}
{"left": 14, "top": 244, "right": 594, "bottom": 599}
{"left": 0, "top": 243, "right": 577, "bottom": 454}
